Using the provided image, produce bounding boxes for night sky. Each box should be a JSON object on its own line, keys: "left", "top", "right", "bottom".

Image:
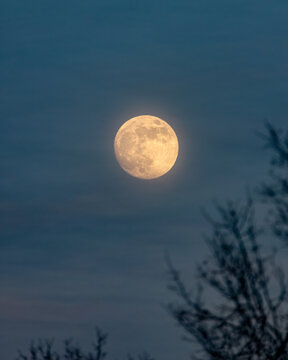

{"left": 1, "top": 1, "right": 288, "bottom": 359}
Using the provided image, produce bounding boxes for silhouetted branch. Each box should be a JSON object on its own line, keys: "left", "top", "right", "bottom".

{"left": 168, "top": 197, "right": 288, "bottom": 359}
{"left": 259, "top": 123, "right": 288, "bottom": 245}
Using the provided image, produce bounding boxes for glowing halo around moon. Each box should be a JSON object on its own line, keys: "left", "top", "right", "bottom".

{"left": 114, "top": 115, "right": 179, "bottom": 179}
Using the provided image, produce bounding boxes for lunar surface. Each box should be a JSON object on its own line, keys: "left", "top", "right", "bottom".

{"left": 114, "top": 115, "right": 179, "bottom": 179}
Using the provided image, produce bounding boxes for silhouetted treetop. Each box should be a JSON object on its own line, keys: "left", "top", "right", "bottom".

{"left": 16, "top": 328, "right": 154, "bottom": 360}
{"left": 168, "top": 197, "right": 288, "bottom": 359}
{"left": 167, "top": 123, "right": 288, "bottom": 359}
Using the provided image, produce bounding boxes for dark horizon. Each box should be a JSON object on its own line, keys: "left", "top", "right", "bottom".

{"left": 1, "top": 1, "right": 288, "bottom": 359}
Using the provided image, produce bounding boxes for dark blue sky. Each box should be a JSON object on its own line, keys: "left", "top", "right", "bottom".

{"left": 1, "top": 1, "right": 288, "bottom": 359}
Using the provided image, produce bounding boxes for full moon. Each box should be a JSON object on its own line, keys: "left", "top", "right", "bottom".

{"left": 114, "top": 115, "right": 179, "bottom": 179}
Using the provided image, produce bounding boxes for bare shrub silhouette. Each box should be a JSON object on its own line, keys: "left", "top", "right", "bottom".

{"left": 17, "top": 327, "right": 155, "bottom": 360}
{"left": 17, "top": 328, "right": 107, "bottom": 360}
{"left": 167, "top": 124, "right": 288, "bottom": 359}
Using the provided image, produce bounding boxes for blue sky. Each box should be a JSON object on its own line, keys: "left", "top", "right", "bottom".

{"left": 1, "top": 1, "right": 288, "bottom": 359}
